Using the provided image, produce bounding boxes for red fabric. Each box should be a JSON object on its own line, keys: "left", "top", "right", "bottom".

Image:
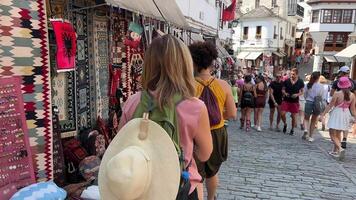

{"left": 222, "top": 0, "right": 236, "bottom": 21}
{"left": 51, "top": 20, "right": 77, "bottom": 72}
{"left": 281, "top": 101, "right": 300, "bottom": 114}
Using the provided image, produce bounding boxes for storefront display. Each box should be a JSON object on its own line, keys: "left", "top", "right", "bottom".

{"left": 0, "top": 77, "right": 36, "bottom": 198}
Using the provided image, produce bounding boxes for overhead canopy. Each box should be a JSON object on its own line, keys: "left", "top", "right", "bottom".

{"left": 245, "top": 52, "right": 262, "bottom": 60}
{"left": 273, "top": 51, "right": 286, "bottom": 57}
{"left": 295, "top": 32, "right": 303, "bottom": 39}
{"left": 324, "top": 55, "right": 338, "bottom": 63}
{"left": 236, "top": 52, "right": 250, "bottom": 59}
{"left": 106, "top": 0, "right": 189, "bottom": 28}
{"left": 335, "top": 44, "right": 356, "bottom": 59}
{"left": 216, "top": 43, "right": 231, "bottom": 58}
{"left": 190, "top": 33, "right": 204, "bottom": 42}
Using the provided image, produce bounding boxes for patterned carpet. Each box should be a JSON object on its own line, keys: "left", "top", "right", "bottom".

{"left": 49, "top": 30, "right": 76, "bottom": 132}
{"left": 93, "top": 13, "right": 109, "bottom": 121}
{"left": 73, "top": 8, "right": 92, "bottom": 130}
{"left": 0, "top": 0, "right": 53, "bottom": 181}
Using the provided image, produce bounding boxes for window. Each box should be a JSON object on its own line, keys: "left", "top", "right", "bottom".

{"left": 312, "top": 10, "right": 319, "bottom": 23}
{"left": 280, "top": 27, "right": 283, "bottom": 40}
{"left": 271, "top": 0, "right": 277, "bottom": 7}
{"left": 273, "top": 26, "right": 277, "bottom": 39}
{"left": 332, "top": 10, "right": 342, "bottom": 23}
{"left": 255, "top": 0, "right": 260, "bottom": 8}
{"left": 335, "top": 33, "right": 347, "bottom": 48}
{"left": 324, "top": 32, "right": 349, "bottom": 50}
{"left": 256, "top": 26, "right": 262, "bottom": 39}
{"left": 243, "top": 27, "right": 249, "bottom": 40}
{"left": 343, "top": 10, "right": 353, "bottom": 23}
{"left": 291, "top": 26, "right": 295, "bottom": 37}
{"left": 323, "top": 10, "right": 332, "bottom": 23}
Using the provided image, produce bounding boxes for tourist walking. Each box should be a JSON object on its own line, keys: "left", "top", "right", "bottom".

{"left": 239, "top": 75, "right": 256, "bottom": 132}
{"left": 189, "top": 41, "right": 236, "bottom": 200}
{"left": 320, "top": 75, "right": 330, "bottom": 131}
{"left": 321, "top": 77, "right": 356, "bottom": 159}
{"left": 108, "top": 35, "right": 213, "bottom": 199}
{"left": 231, "top": 80, "right": 239, "bottom": 119}
{"left": 330, "top": 66, "right": 356, "bottom": 149}
{"left": 302, "top": 71, "right": 325, "bottom": 142}
{"left": 298, "top": 75, "right": 307, "bottom": 131}
{"left": 281, "top": 68, "right": 305, "bottom": 135}
{"left": 254, "top": 75, "right": 268, "bottom": 132}
{"left": 268, "top": 73, "right": 283, "bottom": 131}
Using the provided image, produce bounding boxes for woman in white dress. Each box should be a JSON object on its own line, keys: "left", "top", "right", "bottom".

{"left": 321, "top": 77, "right": 356, "bottom": 159}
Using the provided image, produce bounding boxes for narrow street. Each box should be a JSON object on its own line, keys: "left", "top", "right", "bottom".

{"left": 217, "top": 109, "right": 356, "bottom": 200}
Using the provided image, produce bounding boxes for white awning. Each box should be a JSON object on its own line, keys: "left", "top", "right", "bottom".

{"left": 106, "top": 0, "right": 188, "bottom": 28}
{"left": 236, "top": 52, "right": 250, "bottom": 59}
{"left": 335, "top": 44, "right": 356, "bottom": 59}
{"left": 295, "top": 32, "right": 303, "bottom": 39}
{"left": 216, "top": 43, "right": 231, "bottom": 58}
{"left": 273, "top": 51, "right": 286, "bottom": 57}
{"left": 190, "top": 33, "right": 204, "bottom": 42}
{"left": 324, "top": 55, "right": 338, "bottom": 63}
{"left": 245, "top": 52, "right": 262, "bottom": 60}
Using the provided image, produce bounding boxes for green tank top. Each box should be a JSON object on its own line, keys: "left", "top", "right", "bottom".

{"left": 231, "top": 86, "right": 238, "bottom": 103}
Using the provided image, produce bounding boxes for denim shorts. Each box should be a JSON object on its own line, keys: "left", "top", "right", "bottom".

{"left": 305, "top": 101, "right": 317, "bottom": 116}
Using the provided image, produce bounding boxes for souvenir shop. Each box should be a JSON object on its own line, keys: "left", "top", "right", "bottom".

{"left": 0, "top": 0, "right": 234, "bottom": 199}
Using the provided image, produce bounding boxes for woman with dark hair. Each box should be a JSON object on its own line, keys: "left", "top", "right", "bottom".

{"left": 302, "top": 71, "right": 325, "bottom": 142}
{"left": 189, "top": 42, "right": 236, "bottom": 200}
{"left": 239, "top": 75, "right": 256, "bottom": 131}
{"left": 254, "top": 75, "right": 268, "bottom": 132}
{"left": 321, "top": 77, "right": 356, "bottom": 159}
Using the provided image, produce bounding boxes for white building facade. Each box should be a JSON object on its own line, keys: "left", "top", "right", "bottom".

{"left": 307, "top": 0, "right": 356, "bottom": 77}
{"left": 176, "top": 0, "right": 234, "bottom": 41}
{"left": 233, "top": 0, "right": 302, "bottom": 73}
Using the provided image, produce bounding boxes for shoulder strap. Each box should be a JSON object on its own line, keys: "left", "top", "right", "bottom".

{"left": 133, "top": 91, "right": 185, "bottom": 167}
{"left": 195, "top": 77, "right": 215, "bottom": 87}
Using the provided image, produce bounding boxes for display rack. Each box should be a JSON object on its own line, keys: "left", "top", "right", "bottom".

{"left": 0, "top": 77, "right": 36, "bottom": 198}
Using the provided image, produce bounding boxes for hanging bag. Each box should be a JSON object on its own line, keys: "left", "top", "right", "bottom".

{"left": 196, "top": 78, "right": 222, "bottom": 126}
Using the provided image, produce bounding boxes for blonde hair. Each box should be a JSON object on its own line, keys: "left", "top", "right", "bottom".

{"left": 142, "top": 34, "right": 196, "bottom": 109}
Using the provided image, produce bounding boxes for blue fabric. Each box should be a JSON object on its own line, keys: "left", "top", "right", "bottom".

{"left": 10, "top": 181, "right": 66, "bottom": 200}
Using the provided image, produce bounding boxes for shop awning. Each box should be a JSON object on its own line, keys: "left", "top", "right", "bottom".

{"left": 245, "top": 52, "right": 262, "bottom": 60}
{"left": 295, "top": 32, "right": 303, "bottom": 39}
{"left": 273, "top": 51, "right": 286, "bottom": 57}
{"left": 324, "top": 55, "right": 338, "bottom": 63}
{"left": 216, "top": 43, "right": 231, "bottom": 58}
{"left": 190, "top": 33, "right": 204, "bottom": 42}
{"left": 335, "top": 44, "right": 356, "bottom": 59}
{"left": 236, "top": 52, "right": 250, "bottom": 59}
{"left": 106, "top": 0, "right": 189, "bottom": 28}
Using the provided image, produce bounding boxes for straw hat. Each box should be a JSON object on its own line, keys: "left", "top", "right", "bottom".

{"left": 319, "top": 75, "right": 327, "bottom": 84}
{"left": 337, "top": 77, "right": 352, "bottom": 89}
{"left": 98, "top": 117, "right": 180, "bottom": 200}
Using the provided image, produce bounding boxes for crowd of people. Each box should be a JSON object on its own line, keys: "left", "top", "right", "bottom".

{"left": 99, "top": 34, "right": 356, "bottom": 200}
{"left": 230, "top": 65, "right": 356, "bottom": 160}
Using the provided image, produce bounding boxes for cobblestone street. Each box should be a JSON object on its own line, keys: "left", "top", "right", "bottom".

{"left": 216, "top": 109, "right": 356, "bottom": 200}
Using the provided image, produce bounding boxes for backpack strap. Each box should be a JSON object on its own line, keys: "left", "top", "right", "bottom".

{"left": 195, "top": 77, "right": 215, "bottom": 87}
{"left": 133, "top": 91, "right": 185, "bottom": 169}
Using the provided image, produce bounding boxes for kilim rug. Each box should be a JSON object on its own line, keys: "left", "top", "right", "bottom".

{"left": 49, "top": 30, "right": 76, "bottom": 132}
{"left": 0, "top": 0, "right": 53, "bottom": 181}
{"left": 73, "top": 7, "right": 92, "bottom": 130}
{"left": 93, "top": 13, "right": 109, "bottom": 121}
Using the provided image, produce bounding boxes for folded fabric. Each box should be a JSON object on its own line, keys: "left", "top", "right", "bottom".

{"left": 10, "top": 181, "right": 66, "bottom": 200}
{"left": 81, "top": 185, "right": 100, "bottom": 200}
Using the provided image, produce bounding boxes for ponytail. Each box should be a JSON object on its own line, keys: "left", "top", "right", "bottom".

{"left": 307, "top": 71, "right": 321, "bottom": 89}
{"left": 343, "top": 89, "right": 351, "bottom": 101}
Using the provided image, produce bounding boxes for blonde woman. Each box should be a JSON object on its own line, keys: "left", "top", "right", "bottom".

{"left": 118, "top": 35, "right": 213, "bottom": 199}
{"left": 189, "top": 42, "right": 236, "bottom": 200}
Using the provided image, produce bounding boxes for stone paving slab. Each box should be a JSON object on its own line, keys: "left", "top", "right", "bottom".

{"left": 215, "top": 112, "right": 356, "bottom": 200}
